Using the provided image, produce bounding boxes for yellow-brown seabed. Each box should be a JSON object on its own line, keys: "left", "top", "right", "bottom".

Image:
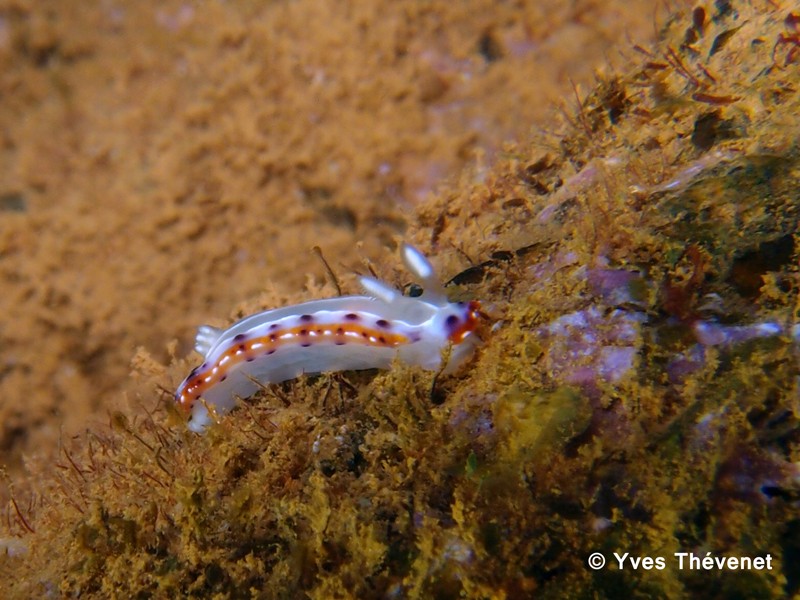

{"left": 1, "top": 1, "right": 799, "bottom": 598}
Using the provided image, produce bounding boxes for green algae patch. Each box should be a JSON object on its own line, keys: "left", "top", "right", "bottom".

{"left": 2, "top": 1, "right": 800, "bottom": 598}
{"left": 494, "top": 385, "right": 589, "bottom": 462}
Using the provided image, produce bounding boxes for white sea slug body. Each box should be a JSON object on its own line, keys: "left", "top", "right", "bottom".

{"left": 174, "top": 244, "right": 481, "bottom": 432}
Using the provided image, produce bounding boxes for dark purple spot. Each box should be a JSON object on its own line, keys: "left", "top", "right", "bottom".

{"left": 410, "top": 333, "right": 422, "bottom": 343}
{"left": 246, "top": 356, "right": 255, "bottom": 362}
{"left": 269, "top": 323, "right": 280, "bottom": 330}
{"left": 335, "top": 340, "right": 346, "bottom": 346}
{"left": 266, "top": 349, "right": 276, "bottom": 355}
{"left": 301, "top": 342, "right": 311, "bottom": 347}
{"left": 299, "top": 314, "right": 314, "bottom": 322}
{"left": 220, "top": 375, "right": 227, "bottom": 382}
{"left": 345, "top": 313, "right": 359, "bottom": 321}
{"left": 201, "top": 362, "right": 208, "bottom": 369}
{"left": 445, "top": 315, "right": 460, "bottom": 331}
{"left": 376, "top": 319, "right": 390, "bottom": 329}
{"left": 233, "top": 333, "right": 247, "bottom": 341}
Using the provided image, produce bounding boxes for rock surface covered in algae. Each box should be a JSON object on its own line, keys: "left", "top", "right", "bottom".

{"left": 2, "top": 1, "right": 800, "bottom": 598}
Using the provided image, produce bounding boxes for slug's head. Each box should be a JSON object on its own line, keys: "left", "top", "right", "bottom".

{"left": 359, "top": 244, "right": 482, "bottom": 371}
{"left": 430, "top": 298, "right": 483, "bottom": 373}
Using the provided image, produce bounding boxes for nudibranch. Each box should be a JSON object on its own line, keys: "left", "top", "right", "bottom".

{"left": 175, "top": 244, "right": 481, "bottom": 432}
